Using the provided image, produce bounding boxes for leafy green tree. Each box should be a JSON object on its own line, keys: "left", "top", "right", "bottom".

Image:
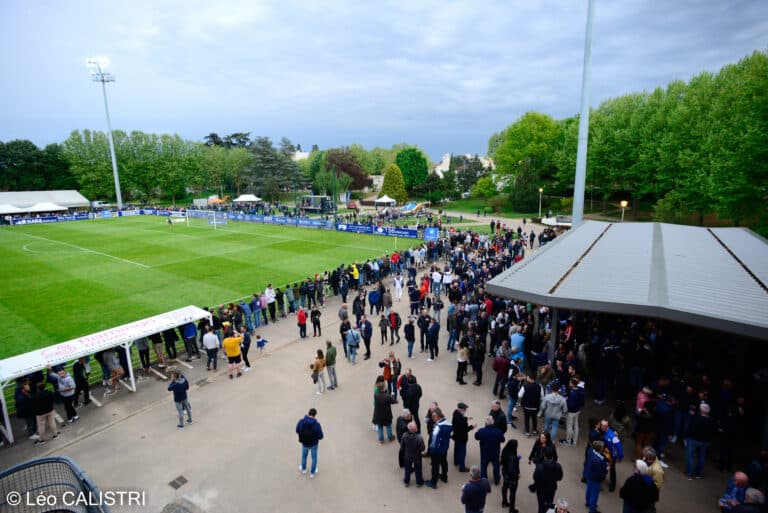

{"left": 440, "top": 169, "right": 459, "bottom": 200}
{"left": 223, "top": 132, "right": 251, "bottom": 148}
{"left": 62, "top": 130, "right": 114, "bottom": 199}
{"left": 471, "top": 176, "right": 497, "bottom": 200}
{"left": 494, "top": 112, "right": 559, "bottom": 184}
{"left": 487, "top": 131, "right": 505, "bottom": 158}
{"left": 203, "top": 133, "right": 224, "bottom": 147}
{"left": 379, "top": 163, "right": 407, "bottom": 204}
{"left": 249, "top": 136, "right": 287, "bottom": 202}
{"left": 395, "top": 147, "right": 428, "bottom": 192}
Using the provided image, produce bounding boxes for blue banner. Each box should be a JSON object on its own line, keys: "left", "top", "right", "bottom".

{"left": 424, "top": 227, "right": 439, "bottom": 242}
{"left": 11, "top": 214, "right": 91, "bottom": 226}
{"left": 336, "top": 223, "right": 373, "bottom": 235}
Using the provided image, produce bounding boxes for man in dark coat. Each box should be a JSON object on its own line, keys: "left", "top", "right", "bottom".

{"left": 475, "top": 416, "right": 505, "bottom": 485}
{"left": 401, "top": 421, "right": 426, "bottom": 487}
{"left": 533, "top": 446, "right": 563, "bottom": 513}
{"left": 452, "top": 402, "right": 474, "bottom": 472}
{"left": 402, "top": 373, "right": 422, "bottom": 432}
{"left": 620, "top": 460, "right": 659, "bottom": 513}
{"left": 373, "top": 383, "right": 398, "bottom": 443}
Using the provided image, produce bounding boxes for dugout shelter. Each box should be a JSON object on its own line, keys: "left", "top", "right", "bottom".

{"left": 0, "top": 305, "right": 211, "bottom": 444}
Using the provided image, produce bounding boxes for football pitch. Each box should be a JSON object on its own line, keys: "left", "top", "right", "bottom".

{"left": 0, "top": 216, "right": 409, "bottom": 359}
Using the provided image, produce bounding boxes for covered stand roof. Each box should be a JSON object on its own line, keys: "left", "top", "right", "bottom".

{"left": 0, "top": 190, "right": 89, "bottom": 208}
{"left": 486, "top": 221, "right": 768, "bottom": 340}
{"left": 0, "top": 305, "right": 212, "bottom": 383}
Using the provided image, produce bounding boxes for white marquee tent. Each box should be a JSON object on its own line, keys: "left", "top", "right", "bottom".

{"left": 0, "top": 205, "right": 25, "bottom": 215}
{"left": 0, "top": 305, "right": 211, "bottom": 444}
{"left": 26, "top": 202, "right": 67, "bottom": 213}
{"left": 233, "top": 194, "right": 262, "bottom": 203}
{"left": 0, "top": 190, "right": 89, "bottom": 209}
{"left": 375, "top": 195, "right": 397, "bottom": 205}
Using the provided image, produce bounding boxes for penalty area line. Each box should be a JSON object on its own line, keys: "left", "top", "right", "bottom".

{"left": 18, "top": 232, "right": 150, "bottom": 269}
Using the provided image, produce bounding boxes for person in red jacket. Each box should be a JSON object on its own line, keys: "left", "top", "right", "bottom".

{"left": 297, "top": 307, "right": 307, "bottom": 338}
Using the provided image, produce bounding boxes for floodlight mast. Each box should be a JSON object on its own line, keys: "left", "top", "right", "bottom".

{"left": 88, "top": 59, "right": 123, "bottom": 210}
{"left": 571, "top": 0, "right": 595, "bottom": 227}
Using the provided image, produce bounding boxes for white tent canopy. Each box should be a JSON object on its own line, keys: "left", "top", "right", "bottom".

{"left": 233, "top": 194, "right": 262, "bottom": 203}
{"left": 0, "top": 190, "right": 89, "bottom": 209}
{"left": 26, "top": 202, "right": 67, "bottom": 213}
{"left": 0, "top": 204, "right": 25, "bottom": 215}
{"left": 375, "top": 195, "right": 397, "bottom": 205}
{"left": 0, "top": 305, "right": 212, "bottom": 444}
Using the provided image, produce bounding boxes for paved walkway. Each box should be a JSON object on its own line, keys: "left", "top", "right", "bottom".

{"left": 2, "top": 262, "right": 724, "bottom": 513}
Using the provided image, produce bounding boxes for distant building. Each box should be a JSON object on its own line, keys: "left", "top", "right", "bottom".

{"left": 432, "top": 153, "right": 495, "bottom": 178}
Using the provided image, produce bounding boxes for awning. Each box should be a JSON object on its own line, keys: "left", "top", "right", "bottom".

{"left": 0, "top": 305, "right": 211, "bottom": 383}
{"left": 486, "top": 220, "right": 768, "bottom": 340}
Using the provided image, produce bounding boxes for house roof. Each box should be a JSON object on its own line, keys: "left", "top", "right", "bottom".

{"left": 485, "top": 220, "right": 768, "bottom": 340}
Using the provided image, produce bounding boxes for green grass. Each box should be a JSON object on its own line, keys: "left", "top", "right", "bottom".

{"left": 0, "top": 216, "right": 414, "bottom": 359}
{"left": 441, "top": 197, "right": 536, "bottom": 218}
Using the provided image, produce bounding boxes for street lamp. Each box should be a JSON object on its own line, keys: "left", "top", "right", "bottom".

{"left": 538, "top": 188, "right": 544, "bottom": 219}
{"left": 87, "top": 57, "right": 123, "bottom": 210}
{"left": 620, "top": 200, "right": 628, "bottom": 222}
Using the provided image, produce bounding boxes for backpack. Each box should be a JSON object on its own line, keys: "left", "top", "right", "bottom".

{"left": 298, "top": 420, "right": 317, "bottom": 445}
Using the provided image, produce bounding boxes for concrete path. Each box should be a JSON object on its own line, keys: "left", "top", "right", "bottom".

{"left": 2, "top": 263, "right": 723, "bottom": 513}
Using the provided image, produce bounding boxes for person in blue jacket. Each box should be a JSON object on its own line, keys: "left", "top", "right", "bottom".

{"left": 475, "top": 416, "right": 505, "bottom": 484}
{"left": 601, "top": 418, "right": 624, "bottom": 492}
{"left": 296, "top": 408, "right": 324, "bottom": 478}
{"left": 167, "top": 372, "right": 191, "bottom": 429}
{"left": 585, "top": 440, "right": 609, "bottom": 513}
{"left": 425, "top": 408, "right": 453, "bottom": 489}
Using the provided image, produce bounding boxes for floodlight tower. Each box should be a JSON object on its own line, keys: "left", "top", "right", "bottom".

{"left": 87, "top": 58, "right": 123, "bottom": 210}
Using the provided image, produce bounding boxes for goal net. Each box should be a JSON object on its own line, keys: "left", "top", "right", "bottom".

{"left": 185, "top": 210, "right": 228, "bottom": 230}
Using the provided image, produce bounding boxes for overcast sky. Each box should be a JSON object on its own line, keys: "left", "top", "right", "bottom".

{"left": 1, "top": 1, "right": 766, "bottom": 161}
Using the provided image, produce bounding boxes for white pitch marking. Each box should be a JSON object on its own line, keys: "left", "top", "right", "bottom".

{"left": 118, "top": 379, "right": 133, "bottom": 391}
{"left": 175, "top": 359, "right": 194, "bottom": 369}
{"left": 17, "top": 232, "right": 150, "bottom": 268}
{"left": 150, "top": 367, "right": 168, "bottom": 380}
{"left": 87, "top": 394, "right": 102, "bottom": 407}
{"left": 54, "top": 412, "right": 64, "bottom": 424}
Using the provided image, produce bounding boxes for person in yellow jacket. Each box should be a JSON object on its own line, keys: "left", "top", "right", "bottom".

{"left": 222, "top": 330, "right": 244, "bottom": 380}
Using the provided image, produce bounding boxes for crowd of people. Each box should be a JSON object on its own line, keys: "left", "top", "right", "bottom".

{"left": 7, "top": 216, "right": 765, "bottom": 513}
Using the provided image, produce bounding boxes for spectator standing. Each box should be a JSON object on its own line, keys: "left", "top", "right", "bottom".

{"left": 425, "top": 408, "right": 453, "bottom": 489}
{"left": 519, "top": 375, "right": 542, "bottom": 436}
{"left": 584, "top": 440, "right": 609, "bottom": 513}
{"left": 373, "top": 382, "right": 397, "bottom": 444}
{"left": 562, "top": 378, "right": 584, "bottom": 446}
{"left": 325, "top": 340, "right": 338, "bottom": 390}
{"left": 296, "top": 408, "right": 324, "bottom": 478}
{"left": 313, "top": 349, "right": 327, "bottom": 395}
{"left": 461, "top": 466, "right": 492, "bottom": 513}
{"left": 401, "top": 421, "right": 425, "bottom": 487}
{"left": 642, "top": 446, "right": 664, "bottom": 513}
{"left": 297, "top": 307, "right": 307, "bottom": 338}
{"left": 686, "top": 403, "right": 717, "bottom": 479}
{"left": 239, "top": 326, "right": 252, "bottom": 372}
{"left": 49, "top": 368, "right": 78, "bottom": 423}
{"left": 167, "top": 372, "right": 192, "bottom": 429}
{"left": 475, "top": 416, "right": 505, "bottom": 485}
{"left": 533, "top": 446, "right": 564, "bottom": 513}
{"left": 501, "top": 438, "right": 521, "bottom": 511}
{"left": 540, "top": 385, "right": 568, "bottom": 443}
{"left": 202, "top": 325, "right": 219, "bottom": 371}
{"left": 619, "top": 460, "right": 659, "bottom": 513}
{"left": 310, "top": 306, "right": 322, "bottom": 337}
{"left": 72, "top": 357, "right": 91, "bottom": 407}
{"left": 452, "top": 402, "right": 474, "bottom": 472}
{"left": 31, "top": 382, "right": 59, "bottom": 445}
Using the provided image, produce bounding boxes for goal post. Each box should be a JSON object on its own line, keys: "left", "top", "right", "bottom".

{"left": 185, "top": 210, "right": 228, "bottom": 230}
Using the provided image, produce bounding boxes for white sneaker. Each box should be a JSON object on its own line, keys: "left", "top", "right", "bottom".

{"left": 299, "top": 466, "right": 307, "bottom": 474}
{"left": 426, "top": 358, "right": 433, "bottom": 362}
{"left": 29, "top": 434, "right": 40, "bottom": 440}
{"left": 659, "top": 460, "right": 670, "bottom": 469}
{"left": 316, "top": 391, "right": 322, "bottom": 395}
{"left": 243, "top": 367, "right": 251, "bottom": 372}
{"left": 310, "top": 471, "right": 318, "bottom": 479}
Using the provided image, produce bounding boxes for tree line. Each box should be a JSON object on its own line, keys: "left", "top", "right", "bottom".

{"left": 489, "top": 50, "right": 767, "bottom": 232}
